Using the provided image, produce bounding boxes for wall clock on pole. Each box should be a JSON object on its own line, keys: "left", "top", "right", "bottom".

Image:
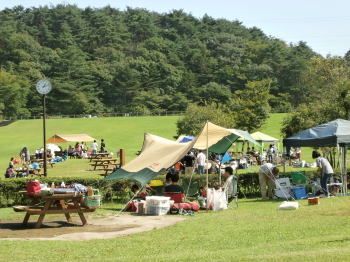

{"left": 36, "top": 79, "right": 52, "bottom": 95}
{"left": 36, "top": 78, "right": 52, "bottom": 177}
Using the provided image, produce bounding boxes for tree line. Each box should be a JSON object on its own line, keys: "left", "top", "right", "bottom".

{"left": 0, "top": 5, "right": 349, "bottom": 137}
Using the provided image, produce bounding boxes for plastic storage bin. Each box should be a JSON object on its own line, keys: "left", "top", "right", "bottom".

{"left": 145, "top": 196, "right": 170, "bottom": 216}
{"left": 292, "top": 186, "right": 307, "bottom": 199}
{"left": 84, "top": 189, "right": 102, "bottom": 208}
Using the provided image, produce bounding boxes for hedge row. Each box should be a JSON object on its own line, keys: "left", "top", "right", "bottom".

{"left": 0, "top": 171, "right": 318, "bottom": 207}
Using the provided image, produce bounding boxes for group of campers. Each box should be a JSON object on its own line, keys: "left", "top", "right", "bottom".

{"left": 127, "top": 149, "right": 334, "bottom": 207}
{"left": 127, "top": 165, "right": 238, "bottom": 212}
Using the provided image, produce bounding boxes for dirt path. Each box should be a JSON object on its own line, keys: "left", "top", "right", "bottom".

{"left": 0, "top": 214, "right": 185, "bottom": 241}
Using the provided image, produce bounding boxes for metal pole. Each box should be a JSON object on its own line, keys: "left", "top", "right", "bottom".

{"left": 43, "top": 95, "right": 47, "bottom": 177}
{"left": 206, "top": 121, "right": 209, "bottom": 211}
{"left": 343, "top": 145, "right": 347, "bottom": 194}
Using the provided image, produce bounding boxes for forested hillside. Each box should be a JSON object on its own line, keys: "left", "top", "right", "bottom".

{"left": 0, "top": 5, "right": 324, "bottom": 118}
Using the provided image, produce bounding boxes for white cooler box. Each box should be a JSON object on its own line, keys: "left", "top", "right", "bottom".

{"left": 145, "top": 196, "right": 171, "bottom": 216}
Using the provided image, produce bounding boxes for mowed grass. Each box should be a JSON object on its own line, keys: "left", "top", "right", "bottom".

{"left": 2, "top": 198, "right": 350, "bottom": 261}
{"left": 0, "top": 116, "right": 180, "bottom": 175}
{"left": 0, "top": 113, "right": 318, "bottom": 178}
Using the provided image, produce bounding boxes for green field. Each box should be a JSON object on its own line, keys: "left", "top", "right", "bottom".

{"left": 0, "top": 113, "right": 316, "bottom": 177}
{"left": 0, "top": 116, "right": 180, "bottom": 175}
{"left": 2, "top": 198, "right": 350, "bottom": 261}
{"left": 2, "top": 114, "right": 350, "bottom": 261}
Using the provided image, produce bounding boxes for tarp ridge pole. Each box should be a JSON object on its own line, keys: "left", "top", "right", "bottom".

{"left": 116, "top": 185, "right": 145, "bottom": 217}
{"left": 206, "top": 120, "right": 209, "bottom": 211}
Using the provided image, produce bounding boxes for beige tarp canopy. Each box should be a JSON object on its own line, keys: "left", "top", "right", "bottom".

{"left": 47, "top": 134, "right": 95, "bottom": 143}
{"left": 122, "top": 133, "right": 195, "bottom": 173}
{"left": 251, "top": 131, "right": 278, "bottom": 143}
{"left": 106, "top": 133, "right": 195, "bottom": 185}
{"left": 194, "top": 122, "right": 259, "bottom": 153}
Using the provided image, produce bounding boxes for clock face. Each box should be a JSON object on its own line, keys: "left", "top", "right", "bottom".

{"left": 36, "top": 79, "right": 52, "bottom": 95}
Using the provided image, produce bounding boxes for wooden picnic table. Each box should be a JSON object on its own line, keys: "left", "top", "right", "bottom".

{"left": 89, "top": 152, "right": 110, "bottom": 162}
{"left": 14, "top": 192, "right": 95, "bottom": 228}
{"left": 33, "top": 158, "right": 54, "bottom": 168}
{"left": 90, "top": 158, "right": 118, "bottom": 170}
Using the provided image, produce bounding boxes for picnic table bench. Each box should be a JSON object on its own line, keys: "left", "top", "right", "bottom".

{"left": 34, "top": 158, "right": 54, "bottom": 168}
{"left": 90, "top": 158, "right": 118, "bottom": 170}
{"left": 13, "top": 192, "right": 95, "bottom": 228}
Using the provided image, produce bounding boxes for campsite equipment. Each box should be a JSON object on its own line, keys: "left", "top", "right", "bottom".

{"left": 26, "top": 181, "right": 41, "bottom": 196}
{"left": 206, "top": 188, "right": 227, "bottom": 211}
{"left": 84, "top": 189, "right": 101, "bottom": 208}
{"left": 145, "top": 196, "right": 171, "bottom": 216}
{"left": 149, "top": 179, "right": 163, "bottom": 187}
{"left": 291, "top": 172, "right": 307, "bottom": 185}
{"left": 265, "top": 168, "right": 299, "bottom": 210}
{"left": 137, "top": 202, "right": 145, "bottom": 215}
{"left": 278, "top": 201, "right": 299, "bottom": 210}
{"left": 284, "top": 119, "right": 350, "bottom": 195}
{"left": 292, "top": 186, "right": 307, "bottom": 199}
{"left": 308, "top": 197, "right": 320, "bottom": 205}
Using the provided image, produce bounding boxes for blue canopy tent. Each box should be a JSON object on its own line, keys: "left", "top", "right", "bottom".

{"left": 283, "top": 119, "right": 350, "bottom": 194}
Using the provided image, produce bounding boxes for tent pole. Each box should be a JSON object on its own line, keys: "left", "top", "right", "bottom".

{"left": 206, "top": 120, "right": 209, "bottom": 211}
{"left": 116, "top": 185, "right": 145, "bottom": 217}
{"left": 343, "top": 145, "right": 347, "bottom": 195}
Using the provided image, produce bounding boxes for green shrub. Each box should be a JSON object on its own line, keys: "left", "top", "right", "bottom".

{"left": 0, "top": 171, "right": 317, "bottom": 207}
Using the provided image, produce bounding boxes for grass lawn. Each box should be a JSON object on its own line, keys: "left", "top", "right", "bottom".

{"left": 0, "top": 116, "right": 180, "bottom": 175}
{"left": 0, "top": 113, "right": 320, "bottom": 179}
{"left": 1, "top": 197, "right": 350, "bottom": 261}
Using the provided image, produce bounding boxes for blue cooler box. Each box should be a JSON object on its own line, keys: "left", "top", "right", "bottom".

{"left": 292, "top": 186, "right": 307, "bottom": 199}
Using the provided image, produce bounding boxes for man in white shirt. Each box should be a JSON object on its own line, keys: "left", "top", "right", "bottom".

{"left": 312, "top": 150, "right": 334, "bottom": 195}
{"left": 196, "top": 151, "right": 206, "bottom": 175}
{"left": 258, "top": 163, "right": 279, "bottom": 200}
{"left": 92, "top": 140, "right": 98, "bottom": 155}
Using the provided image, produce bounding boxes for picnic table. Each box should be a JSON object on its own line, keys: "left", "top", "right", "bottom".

{"left": 14, "top": 192, "right": 95, "bottom": 228}
{"left": 35, "top": 158, "right": 54, "bottom": 168}
{"left": 90, "top": 158, "right": 118, "bottom": 171}
{"left": 89, "top": 152, "right": 110, "bottom": 162}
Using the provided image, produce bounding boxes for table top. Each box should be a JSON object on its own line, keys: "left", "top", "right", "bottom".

{"left": 91, "top": 158, "right": 117, "bottom": 162}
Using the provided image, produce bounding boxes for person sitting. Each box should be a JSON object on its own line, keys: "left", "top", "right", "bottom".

{"left": 164, "top": 171, "right": 184, "bottom": 193}
{"left": 222, "top": 166, "right": 238, "bottom": 202}
{"left": 164, "top": 171, "right": 173, "bottom": 186}
{"left": 4, "top": 166, "right": 15, "bottom": 178}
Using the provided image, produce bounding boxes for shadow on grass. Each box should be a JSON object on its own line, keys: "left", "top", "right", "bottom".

{"left": 0, "top": 220, "right": 81, "bottom": 231}
{"left": 324, "top": 238, "right": 350, "bottom": 243}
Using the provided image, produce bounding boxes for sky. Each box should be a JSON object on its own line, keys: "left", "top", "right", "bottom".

{"left": 0, "top": 0, "right": 349, "bottom": 57}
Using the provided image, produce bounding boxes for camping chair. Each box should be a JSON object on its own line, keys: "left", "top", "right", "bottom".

{"left": 164, "top": 192, "right": 185, "bottom": 203}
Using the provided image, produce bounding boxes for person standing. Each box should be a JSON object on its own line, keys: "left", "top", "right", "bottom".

{"left": 258, "top": 163, "right": 279, "bottom": 200}
{"left": 183, "top": 151, "right": 195, "bottom": 175}
{"left": 100, "top": 139, "right": 106, "bottom": 153}
{"left": 312, "top": 150, "right": 333, "bottom": 196}
{"left": 92, "top": 140, "right": 98, "bottom": 155}
{"left": 196, "top": 151, "right": 206, "bottom": 175}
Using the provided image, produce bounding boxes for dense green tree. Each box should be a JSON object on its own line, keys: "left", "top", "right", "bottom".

{"left": 176, "top": 103, "right": 235, "bottom": 136}
{"left": 281, "top": 57, "right": 350, "bottom": 137}
{"left": 0, "top": 5, "right": 333, "bottom": 119}
{"left": 231, "top": 79, "right": 271, "bottom": 132}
